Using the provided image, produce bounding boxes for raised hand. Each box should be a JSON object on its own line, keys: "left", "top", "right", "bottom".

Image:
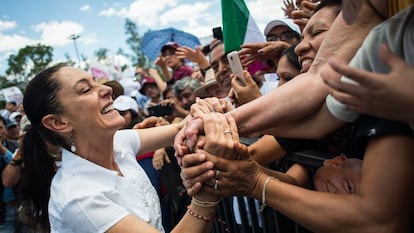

{"left": 282, "top": 0, "right": 296, "bottom": 18}
{"left": 176, "top": 46, "right": 209, "bottom": 68}
{"left": 133, "top": 116, "right": 169, "bottom": 129}
{"left": 180, "top": 143, "right": 260, "bottom": 197}
{"left": 292, "top": 0, "right": 319, "bottom": 31}
{"left": 154, "top": 55, "right": 166, "bottom": 68}
{"left": 322, "top": 43, "right": 414, "bottom": 124}
{"left": 152, "top": 148, "right": 170, "bottom": 170}
{"left": 229, "top": 71, "right": 262, "bottom": 107}
{"left": 240, "top": 41, "right": 290, "bottom": 66}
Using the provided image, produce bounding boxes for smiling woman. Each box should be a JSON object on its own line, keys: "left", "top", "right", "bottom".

{"left": 20, "top": 63, "right": 220, "bottom": 233}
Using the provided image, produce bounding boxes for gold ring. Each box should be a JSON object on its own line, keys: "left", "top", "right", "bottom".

{"left": 224, "top": 130, "right": 232, "bottom": 134}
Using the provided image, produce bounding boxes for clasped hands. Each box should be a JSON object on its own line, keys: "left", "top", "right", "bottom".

{"left": 174, "top": 97, "right": 262, "bottom": 198}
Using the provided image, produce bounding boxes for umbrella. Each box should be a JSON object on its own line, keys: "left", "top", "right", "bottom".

{"left": 141, "top": 27, "right": 201, "bottom": 61}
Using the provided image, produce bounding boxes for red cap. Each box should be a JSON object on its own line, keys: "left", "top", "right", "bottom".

{"left": 139, "top": 76, "right": 157, "bottom": 94}
{"left": 161, "top": 42, "right": 179, "bottom": 53}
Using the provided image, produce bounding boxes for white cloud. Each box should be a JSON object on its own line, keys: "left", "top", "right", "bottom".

{"left": 246, "top": 0, "right": 285, "bottom": 32}
{"left": 0, "top": 34, "right": 36, "bottom": 52}
{"left": 99, "top": 0, "right": 178, "bottom": 28}
{"left": 99, "top": 7, "right": 118, "bottom": 17}
{"left": 98, "top": 0, "right": 285, "bottom": 39}
{"left": 80, "top": 4, "right": 91, "bottom": 11}
{"left": 0, "top": 51, "right": 13, "bottom": 72}
{"left": 0, "top": 20, "right": 17, "bottom": 32}
{"left": 80, "top": 33, "right": 99, "bottom": 45}
{"left": 33, "top": 21, "right": 84, "bottom": 47}
{"left": 99, "top": 0, "right": 217, "bottom": 40}
{"left": 159, "top": 2, "right": 212, "bottom": 25}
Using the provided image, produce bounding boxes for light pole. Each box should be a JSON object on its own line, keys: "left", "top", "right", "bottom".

{"left": 68, "top": 34, "right": 81, "bottom": 67}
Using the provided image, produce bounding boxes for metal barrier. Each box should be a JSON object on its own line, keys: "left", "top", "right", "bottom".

{"left": 211, "top": 151, "right": 329, "bottom": 233}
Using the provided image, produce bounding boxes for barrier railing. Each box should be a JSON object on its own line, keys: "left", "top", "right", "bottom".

{"left": 211, "top": 151, "right": 328, "bottom": 233}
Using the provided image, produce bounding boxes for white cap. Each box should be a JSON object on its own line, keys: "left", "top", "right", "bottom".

{"left": 113, "top": 95, "right": 138, "bottom": 113}
{"left": 9, "top": 111, "right": 22, "bottom": 122}
{"left": 264, "top": 18, "right": 301, "bottom": 37}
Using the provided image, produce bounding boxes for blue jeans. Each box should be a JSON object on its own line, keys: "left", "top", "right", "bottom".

{"left": 0, "top": 206, "right": 16, "bottom": 233}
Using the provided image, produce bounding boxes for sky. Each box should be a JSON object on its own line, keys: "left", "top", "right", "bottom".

{"left": 0, "top": 0, "right": 285, "bottom": 76}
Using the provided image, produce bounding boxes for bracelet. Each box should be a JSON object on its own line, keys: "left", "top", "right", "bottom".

{"left": 200, "top": 65, "right": 211, "bottom": 76}
{"left": 187, "top": 205, "right": 215, "bottom": 222}
{"left": 259, "top": 176, "right": 276, "bottom": 212}
{"left": 10, "top": 159, "right": 23, "bottom": 166}
{"left": 192, "top": 197, "right": 221, "bottom": 207}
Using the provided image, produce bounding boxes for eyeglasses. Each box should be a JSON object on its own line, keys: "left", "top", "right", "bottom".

{"left": 266, "top": 31, "right": 296, "bottom": 42}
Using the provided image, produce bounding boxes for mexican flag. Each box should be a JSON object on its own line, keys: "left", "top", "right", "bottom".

{"left": 221, "top": 0, "right": 266, "bottom": 53}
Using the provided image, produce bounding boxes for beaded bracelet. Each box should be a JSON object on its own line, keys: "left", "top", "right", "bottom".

{"left": 259, "top": 176, "right": 277, "bottom": 212}
{"left": 187, "top": 205, "right": 215, "bottom": 221}
{"left": 192, "top": 197, "right": 221, "bottom": 207}
{"left": 187, "top": 205, "right": 230, "bottom": 233}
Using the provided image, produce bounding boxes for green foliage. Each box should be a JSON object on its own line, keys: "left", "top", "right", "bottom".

{"left": 124, "top": 19, "right": 149, "bottom": 67}
{"left": 94, "top": 48, "right": 110, "bottom": 61}
{"left": 0, "top": 74, "right": 20, "bottom": 89}
{"left": 5, "top": 43, "right": 53, "bottom": 83}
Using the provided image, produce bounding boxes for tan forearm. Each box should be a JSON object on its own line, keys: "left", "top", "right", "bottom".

{"left": 310, "top": 9, "right": 383, "bottom": 73}
{"left": 160, "top": 66, "right": 172, "bottom": 82}
{"left": 232, "top": 74, "right": 328, "bottom": 136}
{"left": 151, "top": 71, "right": 167, "bottom": 93}
{"left": 266, "top": 104, "right": 346, "bottom": 139}
{"left": 252, "top": 136, "right": 414, "bottom": 233}
{"left": 249, "top": 135, "right": 286, "bottom": 166}
{"left": 137, "top": 121, "right": 184, "bottom": 154}
{"left": 171, "top": 201, "right": 216, "bottom": 233}
{"left": 232, "top": 6, "right": 384, "bottom": 137}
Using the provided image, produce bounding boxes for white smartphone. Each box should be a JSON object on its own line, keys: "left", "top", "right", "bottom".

{"left": 227, "top": 51, "right": 247, "bottom": 85}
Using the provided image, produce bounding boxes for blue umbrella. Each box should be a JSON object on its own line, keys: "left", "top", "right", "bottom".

{"left": 141, "top": 27, "right": 201, "bottom": 61}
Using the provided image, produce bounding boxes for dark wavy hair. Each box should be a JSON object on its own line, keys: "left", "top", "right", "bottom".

{"left": 19, "top": 63, "right": 70, "bottom": 231}
{"left": 281, "top": 44, "right": 302, "bottom": 71}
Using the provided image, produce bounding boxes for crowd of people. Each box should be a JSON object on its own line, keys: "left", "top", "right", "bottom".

{"left": 0, "top": 0, "right": 413, "bottom": 232}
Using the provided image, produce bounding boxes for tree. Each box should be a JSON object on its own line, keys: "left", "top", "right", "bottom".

{"left": 94, "top": 48, "right": 109, "bottom": 61}
{"left": 124, "top": 19, "right": 149, "bottom": 67}
{"left": 5, "top": 44, "right": 53, "bottom": 82}
{"left": 0, "top": 74, "right": 19, "bottom": 89}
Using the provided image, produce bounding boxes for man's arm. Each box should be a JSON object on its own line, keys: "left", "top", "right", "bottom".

{"left": 231, "top": 5, "right": 384, "bottom": 136}
{"left": 2, "top": 149, "right": 22, "bottom": 187}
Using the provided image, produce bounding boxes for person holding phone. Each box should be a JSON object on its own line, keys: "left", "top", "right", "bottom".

{"left": 139, "top": 76, "right": 163, "bottom": 117}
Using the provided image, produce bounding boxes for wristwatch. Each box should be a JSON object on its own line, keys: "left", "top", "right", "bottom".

{"left": 10, "top": 159, "right": 23, "bottom": 166}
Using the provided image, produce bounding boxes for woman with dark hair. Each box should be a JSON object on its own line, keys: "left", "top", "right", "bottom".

{"left": 20, "top": 63, "right": 219, "bottom": 233}
{"left": 276, "top": 44, "right": 302, "bottom": 86}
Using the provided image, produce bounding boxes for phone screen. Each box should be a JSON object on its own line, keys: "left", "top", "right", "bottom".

{"left": 148, "top": 105, "right": 173, "bottom": 117}
{"left": 212, "top": 27, "right": 223, "bottom": 41}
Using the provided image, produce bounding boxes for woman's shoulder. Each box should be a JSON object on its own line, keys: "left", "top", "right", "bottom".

{"left": 114, "top": 129, "right": 141, "bottom": 156}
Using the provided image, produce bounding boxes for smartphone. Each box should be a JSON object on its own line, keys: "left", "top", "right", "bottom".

{"left": 227, "top": 51, "right": 246, "bottom": 85}
{"left": 212, "top": 27, "right": 223, "bottom": 41}
{"left": 201, "top": 44, "right": 211, "bottom": 55}
{"left": 147, "top": 105, "right": 173, "bottom": 117}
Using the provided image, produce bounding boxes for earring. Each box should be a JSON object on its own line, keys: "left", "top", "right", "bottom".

{"left": 70, "top": 135, "right": 76, "bottom": 152}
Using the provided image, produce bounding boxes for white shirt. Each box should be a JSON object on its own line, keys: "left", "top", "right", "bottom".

{"left": 49, "top": 130, "right": 164, "bottom": 233}
{"left": 326, "top": 5, "right": 414, "bottom": 123}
